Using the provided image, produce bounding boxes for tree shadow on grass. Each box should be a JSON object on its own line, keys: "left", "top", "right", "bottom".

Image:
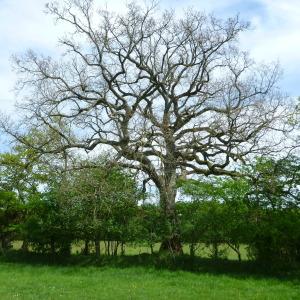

{"left": 1, "top": 250, "right": 299, "bottom": 284}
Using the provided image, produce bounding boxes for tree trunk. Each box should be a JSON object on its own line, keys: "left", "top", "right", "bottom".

{"left": 21, "top": 240, "right": 29, "bottom": 252}
{"left": 227, "top": 243, "right": 242, "bottom": 262}
{"left": 212, "top": 242, "right": 219, "bottom": 259}
{"left": 0, "top": 237, "right": 4, "bottom": 255}
{"left": 190, "top": 243, "right": 196, "bottom": 257}
{"left": 107, "top": 241, "right": 110, "bottom": 256}
{"left": 104, "top": 241, "right": 109, "bottom": 256}
{"left": 113, "top": 241, "right": 119, "bottom": 256}
{"left": 1, "top": 237, "right": 11, "bottom": 252}
{"left": 61, "top": 243, "right": 71, "bottom": 256}
{"left": 83, "top": 240, "right": 89, "bottom": 255}
{"left": 95, "top": 240, "right": 100, "bottom": 257}
{"left": 237, "top": 251, "right": 242, "bottom": 262}
{"left": 50, "top": 239, "right": 55, "bottom": 255}
{"left": 121, "top": 242, "right": 125, "bottom": 256}
{"left": 160, "top": 235, "right": 182, "bottom": 254}
{"left": 150, "top": 244, "right": 154, "bottom": 255}
{"left": 159, "top": 184, "right": 183, "bottom": 254}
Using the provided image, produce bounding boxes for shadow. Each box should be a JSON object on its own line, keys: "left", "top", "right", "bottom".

{"left": 1, "top": 250, "right": 299, "bottom": 283}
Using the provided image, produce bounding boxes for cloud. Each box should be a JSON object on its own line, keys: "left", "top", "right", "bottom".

{"left": 237, "top": 0, "right": 300, "bottom": 95}
{"left": 0, "top": 0, "right": 61, "bottom": 113}
{"left": 167, "top": 0, "right": 300, "bottom": 95}
{"left": 0, "top": 0, "right": 128, "bottom": 113}
{"left": 0, "top": 0, "right": 299, "bottom": 116}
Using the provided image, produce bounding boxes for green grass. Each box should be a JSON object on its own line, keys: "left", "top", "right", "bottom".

{"left": 0, "top": 251, "right": 299, "bottom": 299}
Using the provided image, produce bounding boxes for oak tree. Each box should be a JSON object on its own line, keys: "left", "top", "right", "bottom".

{"left": 6, "top": 0, "right": 290, "bottom": 252}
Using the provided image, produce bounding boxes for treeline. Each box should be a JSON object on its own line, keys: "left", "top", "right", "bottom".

{"left": 1, "top": 144, "right": 300, "bottom": 263}
{"left": 2, "top": 190, "right": 300, "bottom": 263}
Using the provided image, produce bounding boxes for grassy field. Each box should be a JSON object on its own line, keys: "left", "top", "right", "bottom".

{"left": 0, "top": 251, "right": 299, "bottom": 300}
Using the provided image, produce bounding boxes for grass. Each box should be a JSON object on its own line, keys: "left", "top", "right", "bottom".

{"left": 0, "top": 262, "right": 299, "bottom": 300}
{"left": 0, "top": 250, "right": 300, "bottom": 299}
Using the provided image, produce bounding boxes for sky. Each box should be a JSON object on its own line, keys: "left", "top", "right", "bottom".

{"left": 0, "top": 0, "right": 300, "bottom": 115}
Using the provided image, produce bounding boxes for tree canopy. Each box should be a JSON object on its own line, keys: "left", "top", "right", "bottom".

{"left": 1, "top": 0, "right": 293, "bottom": 252}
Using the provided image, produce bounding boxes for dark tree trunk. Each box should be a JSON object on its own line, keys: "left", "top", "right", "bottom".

{"left": 160, "top": 235, "right": 183, "bottom": 254}
{"left": 1, "top": 237, "right": 11, "bottom": 252}
{"left": 21, "top": 240, "right": 29, "bottom": 252}
{"left": 227, "top": 243, "right": 242, "bottom": 262}
{"left": 237, "top": 251, "right": 242, "bottom": 262}
{"left": 190, "top": 243, "right": 196, "bottom": 257}
{"left": 0, "top": 237, "right": 10, "bottom": 254}
{"left": 212, "top": 242, "right": 219, "bottom": 259}
{"left": 150, "top": 244, "right": 154, "bottom": 255}
{"left": 0, "top": 237, "right": 4, "bottom": 255}
{"left": 50, "top": 239, "right": 55, "bottom": 255}
{"left": 106, "top": 241, "right": 110, "bottom": 256}
{"left": 113, "top": 241, "right": 119, "bottom": 256}
{"left": 121, "top": 242, "right": 125, "bottom": 256}
{"left": 95, "top": 240, "right": 100, "bottom": 257}
{"left": 61, "top": 243, "right": 71, "bottom": 256}
{"left": 83, "top": 240, "right": 89, "bottom": 255}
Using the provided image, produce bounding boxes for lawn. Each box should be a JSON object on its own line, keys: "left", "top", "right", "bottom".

{"left": 0, "top": 252, "right": 299, "bottom": 299}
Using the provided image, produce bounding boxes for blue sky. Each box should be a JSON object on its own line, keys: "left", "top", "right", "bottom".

{"left": 0, "top": 0, "right": 299, "bottom": 115}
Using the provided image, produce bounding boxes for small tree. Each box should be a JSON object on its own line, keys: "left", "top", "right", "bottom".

{"left": 176, "top": 201, "right": 204, "bottom": 257}
{"left": 0, "top": 145, "right": 48, "bottom": 251}
{"left": 136, "top": 204, "right": 163, "bottom": 254}
{"left": 0, "top": 190, "right": 23, "bottom": 253}
{"left": 245, "top": 157, "right": 300, "bottom": 262}
{"left": 61, "top": 162, "right": 141, "bottom": 256}
{"left": 23, "top": 192, "right": 75, "bottom": 255}
{"left": 248, "top": 156, "right": 300, "bottom": 209}
{"left": 180, "top": 177, "right": 251, "bottom": 260}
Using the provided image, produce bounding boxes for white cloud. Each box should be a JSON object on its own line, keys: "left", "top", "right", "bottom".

{"left": 0, "top": 0, "right": 299, "bottom": 116}
{"left": 0, "top": 0, "right": 128, "bottom": 113}
{"left": 237, "top": 0, "right": 300, "bottom": 95}
{"left": 0, "top": 0, "right": 61, "bottom": 113}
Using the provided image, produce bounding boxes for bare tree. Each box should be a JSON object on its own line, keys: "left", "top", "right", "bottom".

{"left": 6, "top": 0, "right": 290, "bottom": 252}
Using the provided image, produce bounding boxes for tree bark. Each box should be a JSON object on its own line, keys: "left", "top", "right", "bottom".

{"left": 159, "top": 183, "right": 183, "bottom": 254}
{"left": 61, "top": 243, "right": 71, "bottom": 256}
{"left": 104, "top": 241, "right": 108, "bottom": 256}
{"left": 113, "top": 241, "right": 119, "bottom": 256}
{"left": 237, "top": 251, "right": 241, "bottom": 262}
{"left": 0, "top": 237, "right": 5, "bottom": 255}
{"left": 107, "top": 241, "right": 110, "bottom": 256}
{"left": 150, "top": 244, "right": 154, "bottom": 255}
{"left": 50, "top": 239, "right": 55, "bottom": 255}
{"left": 21, "top": 240, "right": 29, "bottom": 252}
{"left": 121, "top": 242, "right": 125, "bottom": 256}
{"left": 95, "top": 240, "right": 100, "bottom": 257}
{"left": 83, "top": 240, "right": 89, "bottom": 255}
{"left": 190, "top": 243, "right": 196, "bottom": 257}
{"left": 227, "top": 243, "right": 242, "bottom": 262}
{"left": 212, "top": 242, "right": 219, "bottom": 259}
